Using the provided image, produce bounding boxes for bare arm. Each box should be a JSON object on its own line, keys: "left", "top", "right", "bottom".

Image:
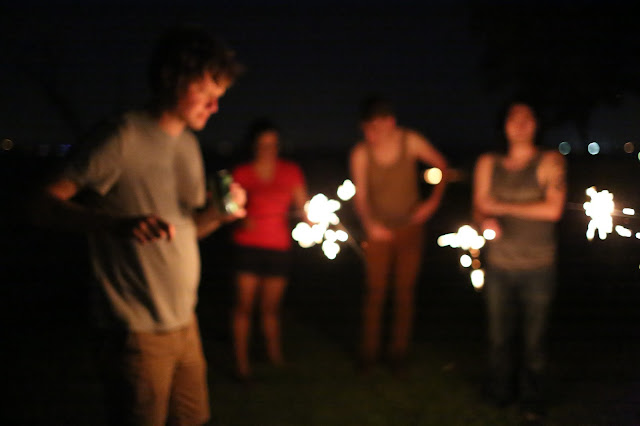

{"left": 471, "top": 153, "right": 503, "bottom": 236}
{"left": 33, "top": 178, "right": 175, "bottom": 243}
{"left": 472, "top": 153, "right": 494, "bottom": 225}
{"left": 408, "top": 131, "right": 449, "bottom": 224}
{"left": 475, "top": 152, "right": 567, "bottom": 223}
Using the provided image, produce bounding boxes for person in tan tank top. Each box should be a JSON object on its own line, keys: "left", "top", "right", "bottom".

{"left": 349, "top": 95, "right": 448, "bottom": 375}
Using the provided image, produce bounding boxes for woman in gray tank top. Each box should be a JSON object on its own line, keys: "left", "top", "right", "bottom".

{"left": 473, "top": 100, "right": 567, "bottom": 421}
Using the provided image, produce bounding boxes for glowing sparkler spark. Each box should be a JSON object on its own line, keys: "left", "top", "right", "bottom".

{"left": 470, "top": 269, "right": 485, "bottom": 289}
{"left": 292, "top": 182, "right": 360, "bottom": 260}
{"left": 615, "top": 225, "right": 632, "bottom": 238}
{"left": 483, "top": 228, "right": 497, "bottom": 240}
{"left": 438, "top": 224, "right": 486, "bottom": 290}
{"left": 337, "top": 179, "right": 356, "bottom": 201}
{"left": 584, "top": 187, "right": 614, "bottom": 240}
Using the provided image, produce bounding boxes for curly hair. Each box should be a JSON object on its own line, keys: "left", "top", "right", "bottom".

{"left": 148, "top": 24, "right": 244, "bottom": 111}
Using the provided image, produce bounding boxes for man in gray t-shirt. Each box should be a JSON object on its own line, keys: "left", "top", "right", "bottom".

{"left": 33, "top": 26, "right": 245, "bottom": 426}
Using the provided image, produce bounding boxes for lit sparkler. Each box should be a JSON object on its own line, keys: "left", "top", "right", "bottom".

{"left": 582, "top": 186, "right": 638, "bottom": 241}
{"left": 292, "top": 179, "right": 361, "bottom": 260}
{"left": 438, "top": 224, "right": 487, "bottom": 290}
{"left": 584, "top": 186, "right": 615, "bottom": 240}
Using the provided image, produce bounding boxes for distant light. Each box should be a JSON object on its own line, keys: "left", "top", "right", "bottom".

{"left": 1, "top": 138, "right": 13, "bottom": 151}
{"left": 622, "top": 208, "right": 635, "bottom": 216}
{"left": 558, "top": 141, "right": 571, "bottom": 155}
{"left": 483, "top": 228, "right": 496, "bottom": 240}
{"left": 588, "top": 142, "right": 600, "bottom": 155}
{"left": 623, "top": 141, "right": 635, "bottom": 154}
{"left": 424, "top": 167, "right": 443, "bottom": 185}
{"left": 637, "top": 152, "right": 640, "bottom": 162}
{"left": 460, "top": 254, "right": 472, "bottom": 268}
{"left": 470, "top": 269, "right": 485, "bottom": 289}
{"left": 636, "top": 232, "right": 640, "bottom": 240}
{"left": 471, "top": 259, "right": 481, "bottom": 269}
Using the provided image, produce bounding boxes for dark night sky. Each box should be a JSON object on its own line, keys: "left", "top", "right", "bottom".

{"left": 2, "top": 0, "right": 640, "bottom": 161}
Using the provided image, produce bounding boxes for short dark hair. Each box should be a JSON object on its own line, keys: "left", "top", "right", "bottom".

{"left": 246, "top": 118, "right": 280, "bottom": 145}
{"left": 359, "top": 94, "right": 396, "bottom": 122}
{"left": 148, "top": 24, "right": 244, "bottom": 111}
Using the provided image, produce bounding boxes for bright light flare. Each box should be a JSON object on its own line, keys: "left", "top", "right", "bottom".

{"left": 305, "top": 194, "right": 341, "bottom": 225}
{"left": 615, "top": 225, "right": 632, "bottom": 238}
{"left": 438, "top": 224, "right": 487, "bottom": 291}
{"left": 337, "top": 179, "right": 356, "bottom": 201}
{"left": 483, "top": 228, "right": 497, "bottom": 240}
{"left": 470, "top": 269, "right": 485, "bottom": 289}
{"left": 424, "top": 167, "right": 443, "bottom": 185}
{"left": 584, "top": 187, "right": 614, "bottom": 240}
{"left": 622, "top": 208, "right": 635, "bottom": 216}
{"left": 437, "top": 226, "right": 486, "bottom": 250}
{"left": 322, "top": 240, "right": 340, "bottom": 260}
{"left": 295, "top": 188, "right": 355, "bottom": 260}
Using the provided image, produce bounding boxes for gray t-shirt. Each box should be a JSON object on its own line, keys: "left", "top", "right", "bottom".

{"left": 67, "top": 111, "right": 206, "bottom": 332}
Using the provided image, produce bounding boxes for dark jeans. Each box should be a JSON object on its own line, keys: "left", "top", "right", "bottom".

{"left": 484, "top": 266, "right": 556, "bottom": 406}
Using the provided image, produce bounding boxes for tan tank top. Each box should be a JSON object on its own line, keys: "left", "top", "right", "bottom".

{"left": 366, "top": 131, "right": 420, "bottom": 228}
{"left": 486, "top": 152, "right": 556, "bottom": 270}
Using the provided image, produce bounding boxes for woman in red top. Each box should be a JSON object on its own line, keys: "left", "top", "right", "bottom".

{"left": 231, "top": 119, "right": 308, "bottom": 381}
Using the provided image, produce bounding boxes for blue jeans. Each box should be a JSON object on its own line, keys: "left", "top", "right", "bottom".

{"left": 484, "top": 266, "right": 556, "bottom": 405}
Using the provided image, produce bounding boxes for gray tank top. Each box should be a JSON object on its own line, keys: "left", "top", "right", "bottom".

{"left": 366, "top": 131, "right": 419, "bottom": 228}
{"left": 486, "top": 152, "right": 556, "bottom": 270}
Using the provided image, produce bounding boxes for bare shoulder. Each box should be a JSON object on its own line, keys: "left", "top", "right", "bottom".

{"left": 475, "top": 152, "right": 496, "bottom": 169}
{"left": 405, "top": 128, "right": 430, "bottom": 148}
{"left": 350, "top": 142, "right": 367, "bottom": 161}
{"left": 540, "top": 150, "right": 566, "bottom": 171}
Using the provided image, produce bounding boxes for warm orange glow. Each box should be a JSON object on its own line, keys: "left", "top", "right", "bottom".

{"left": 424, "top": 167, "right": 443, "bottom": 185}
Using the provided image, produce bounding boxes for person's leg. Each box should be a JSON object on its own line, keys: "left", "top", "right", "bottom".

{"left": 97, "top": 328, "right": 179, "bottom": 426}
{"left": 484, "top": 268, "right": 518, "bottom": 405}
{"left": 232, "top": 272, "right": 260, "bottom": 379}
{"left": 168, "top": 317, "right": 211, "bottom": 426}
{"left": 519, "top": 267, "right": 555, "bottom": 412}
{"left": 361, "top": 238, "right": 393, "bottom": 367}
{"left": 260, "top": 275, "right": 288, "bottom": 366}
{"left": 389, "top": 224, "right": 423, "bottom": 363}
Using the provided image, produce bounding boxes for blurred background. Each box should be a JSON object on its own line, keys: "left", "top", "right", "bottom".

{"left": 1, "top": 1, "right": 639, "bottom": 424}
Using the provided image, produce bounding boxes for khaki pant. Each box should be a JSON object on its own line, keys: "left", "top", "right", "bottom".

{"left": 361, "top": 223, "right": 424, "bottom": 362}
{"left": 96, "top": 316, "right": 211, "bottom": 426}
